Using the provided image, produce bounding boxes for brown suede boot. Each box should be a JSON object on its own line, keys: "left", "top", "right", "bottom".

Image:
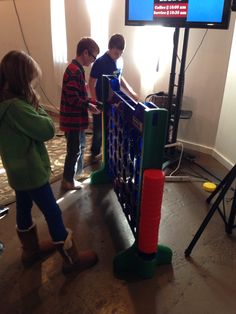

{"left": 55, "top": 229, "right": 98, "bottom": 274}
{"left": 16, "top": 224, "right": 55, "bottom": 268}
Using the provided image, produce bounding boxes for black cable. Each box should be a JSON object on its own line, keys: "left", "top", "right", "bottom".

{"left": 145, "top": 91, "right": 166, "bottom": 102}
{"left": 180, "top": 168, "right": 209, "bottom": 182}
{"left": 187, "top": 164, "right": 215, "bottom": 182}
{"left": 39, "top": 85, "right": 59, "bottom": 112}
{"left": 177, "top": 160, "right": 234, "bottom": 219}
{"left": 184, "top": 156, "right": 222, "bottom": 182}
{"left": 185, "top": 29, "right": 208, "bottom": 72}
{"left": 13, "top": 0, "right": 30, "bottom": 54}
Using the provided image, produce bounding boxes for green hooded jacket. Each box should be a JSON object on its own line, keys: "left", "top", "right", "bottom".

{"left": 0, "top": 98, "right": 55, "bottom": 191}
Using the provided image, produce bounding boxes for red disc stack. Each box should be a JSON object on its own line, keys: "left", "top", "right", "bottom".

{"left": 138, "top": 169, "right": 165, "bottom": 254}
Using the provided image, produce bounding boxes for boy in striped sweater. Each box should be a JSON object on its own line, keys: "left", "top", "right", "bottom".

{"left": 60, "top": 37, "right": 100, "bottom": 191}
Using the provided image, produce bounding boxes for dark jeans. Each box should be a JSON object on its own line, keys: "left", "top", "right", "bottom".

{"left": 63, "top": 130, "right": 86, "bottom": 182}
{"left": 15, "top": 183, "right": 68, "bottom": 242}
{"left": 91, "top": 113, "right": 102, "bottom": 156}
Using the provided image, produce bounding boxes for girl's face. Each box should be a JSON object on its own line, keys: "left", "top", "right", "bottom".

{"left": 30, "top": 66, "right": 41, "bottom": 89}
{"left": 31, "top": 77, "right": 39, "bottom": 89}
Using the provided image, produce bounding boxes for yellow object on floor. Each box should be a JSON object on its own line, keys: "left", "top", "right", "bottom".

{"left": 202, "top": 181, "right": 217, "bottom": 192}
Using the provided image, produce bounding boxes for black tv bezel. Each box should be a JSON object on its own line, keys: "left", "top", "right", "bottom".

{"left": 125, "top": 0, "right": 232, "bottom": 30}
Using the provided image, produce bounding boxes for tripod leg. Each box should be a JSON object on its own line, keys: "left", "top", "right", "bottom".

{"left": 207, "top": 165, "right": 236, "bottom": 203}
{"left": 185, "top": 176, "right": 233, "bottom": 257}
{"left": 226, "top": 189, "right": 236, "bottom": 234}
{"left": 185, "top": 202, "right": 219, "bottom": 257}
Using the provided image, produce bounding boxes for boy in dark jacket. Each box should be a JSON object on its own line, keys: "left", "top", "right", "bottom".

{"left": 88, "top": 34, "right": 138, "bottom": 159}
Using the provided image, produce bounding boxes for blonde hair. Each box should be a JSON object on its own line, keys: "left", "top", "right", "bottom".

{"left": 0, "top": 50, "right": 41, "bottom": 110}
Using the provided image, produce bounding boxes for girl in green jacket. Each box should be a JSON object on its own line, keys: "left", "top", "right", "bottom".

{"left": 0, "top": 50, "right": 97, "bottom": 274}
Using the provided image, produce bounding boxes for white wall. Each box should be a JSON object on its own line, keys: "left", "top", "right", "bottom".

{"left": 177, "top": 21, "right": 235, "bottom": 154}
{"left": 0, "top": 0, "right": 59, "bottom": 108}
{"left": 0, "top": 0, "right": 235, "bottom": 165}
{"left": 214, "top": 16, "right": 236, "bottom": 168}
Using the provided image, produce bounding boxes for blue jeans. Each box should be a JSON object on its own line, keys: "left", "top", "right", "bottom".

{"left": 63, "top": 130, "right": 86, "bottom": 182}
{"left": 15, "top": 183, "right": 68, "bottom": 242}
{"left": 91, "top": 113, "right": 102, "bottom": 156}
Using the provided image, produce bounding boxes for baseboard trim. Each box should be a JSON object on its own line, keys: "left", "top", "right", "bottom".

{"left": 178, "top": 138, "right": 234, "bottom": 170}
{"left": 211, "top": 149, "right": 234, "bottom": 170}
{"left": 178, "top": 138, "right": 212, "bottom": 155}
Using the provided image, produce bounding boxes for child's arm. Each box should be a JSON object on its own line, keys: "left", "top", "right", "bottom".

{"left": 120, "top": 77, "right": 139, "bottom": 101}
{"left": 8, "top": 101, "right": 55, "bottom": 142}
{"left": 88, "top": 77, "right": 97, "bottom": 102}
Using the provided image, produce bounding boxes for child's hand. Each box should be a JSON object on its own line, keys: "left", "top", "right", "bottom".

{"left": 88, "top": 103, "right": 101, "bottom": 115}
{"left": 131, "top": 92, "right": 139, "bottom": 102}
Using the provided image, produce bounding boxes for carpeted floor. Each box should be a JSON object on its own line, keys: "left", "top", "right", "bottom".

{"left": 0, "top": 131, "right": 93, "bottom": 206}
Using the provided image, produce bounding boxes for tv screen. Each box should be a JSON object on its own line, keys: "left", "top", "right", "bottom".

{"left": 125, "top": 0, "right": 232, "bottom": 29}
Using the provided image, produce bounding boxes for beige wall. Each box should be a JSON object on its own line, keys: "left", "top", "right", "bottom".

{"left": 0, "top": 0, "right": 59, "bottom": 107}
{"left": 215, "top": 16, "right": 236, "bottom": 167}
{"left": 177, "top": 22, "right": 234, "bottom": 150}
{"left": 0, "top": 0, "right": 235, "bottom": 164}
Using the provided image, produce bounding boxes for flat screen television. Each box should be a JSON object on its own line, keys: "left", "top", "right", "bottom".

{"left": 125, "top": 0, "right": 232, "bottom": 29}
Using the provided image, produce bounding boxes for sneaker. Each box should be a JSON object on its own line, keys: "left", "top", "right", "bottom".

{"left": 61, "top": 179, "right": 83, "bottom": 191}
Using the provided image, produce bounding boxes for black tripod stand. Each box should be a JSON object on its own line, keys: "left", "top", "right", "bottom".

{"left": 185, "top": 164, "right": 236, "bottom": 257}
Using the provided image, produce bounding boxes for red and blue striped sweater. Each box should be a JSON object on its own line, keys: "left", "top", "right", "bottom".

{"left": 60, "top": 59, "right": 89, "bottom": 132}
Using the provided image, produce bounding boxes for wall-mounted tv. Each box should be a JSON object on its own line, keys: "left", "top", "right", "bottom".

{"left": 125, "top": 0, "right": 232, "bottom": 29}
